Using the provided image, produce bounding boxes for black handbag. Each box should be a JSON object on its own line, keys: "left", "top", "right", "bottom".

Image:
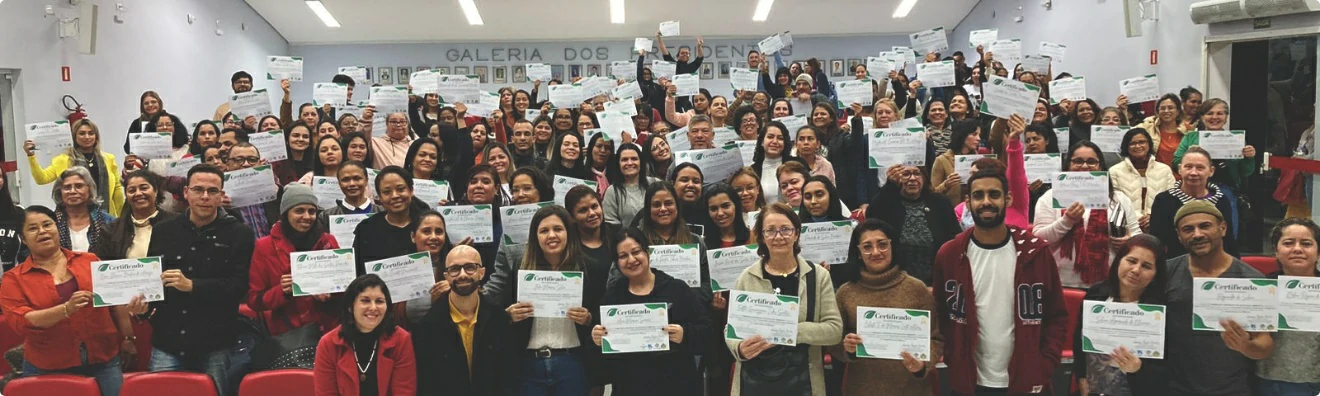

{"left": 249, "top": 312, "right": 322, "bottom": 371}
{"left": 739, "top": 265, "right": 818, "bottom": 396}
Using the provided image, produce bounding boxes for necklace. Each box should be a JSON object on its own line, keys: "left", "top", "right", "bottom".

{"left": 352, "top": 339, "right": 378, "bottom": 382}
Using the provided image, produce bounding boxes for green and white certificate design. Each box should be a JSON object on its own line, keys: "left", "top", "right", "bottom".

{"left": 1192, "top": 278, "right": 1278, "bottom": 332}
{"left": 1198, "top": 130, "right": 1247, "bottom": 160}
{"left": 290, "top": 248, "right": 357, "bottom": 296}
{"left": 600, "top": 303, "right": 670, "bottom": 354}
{"left": 501, "top": 202, "right": 553, "bottom": 245}
{"left": 707, "top": 244, "right": 759, "bottom": 292}
{"left": 726, "top": 290, "right": 800, "bottom": 346}
{"left": 868, "top": 127, "right": 927, "bottom": 168}
{"left": 91, "top": 257, "right": 165, "bottom": 307}
{"left": 517, "top": 270, "right": 584, "bottom": 318}
{"left": 1081, "top": 301, "right": 1166, "bottom": 359}
{"left": 1051, "top": 172, "right": 1111, "bottom": 210}
{"left": 1277, "top": 276, "right": 1320, "bottom": 332}
{"left": 648, "top": 244, "right": 702, "bottom": 288}
{"left": 855, "top": 307, "right": 932, "bottom": 361}
{"left": 799, "top": 221, "right": 855, "bottom": 266}
{"left": 365, "top": 252, "right": 435, "bottom": 302}
{"left": 441, "top": 205, "right": 495, "bottom": 244}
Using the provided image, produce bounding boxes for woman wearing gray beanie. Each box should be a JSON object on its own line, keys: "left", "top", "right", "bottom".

{"left": 245, "top": 183, "right": 343, "bottom": 336}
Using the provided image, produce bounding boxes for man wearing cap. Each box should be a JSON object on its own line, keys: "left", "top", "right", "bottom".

{"left": 1163, "top": 201, "right": 1275, "bottom": 396}
{"left": 788, "top": 74, "right": 831, "bottom": 116}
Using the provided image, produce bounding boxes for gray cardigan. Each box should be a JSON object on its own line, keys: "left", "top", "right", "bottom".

{"left": 602, "top": 177, "right": 659, "bottom": 228}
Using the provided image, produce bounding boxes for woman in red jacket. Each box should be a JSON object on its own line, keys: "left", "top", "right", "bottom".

{"left": 314, "top": 274, "right": 417, "bottom": 396}
{"left": 246, "top": 183, "right": 340, "bottom": 336}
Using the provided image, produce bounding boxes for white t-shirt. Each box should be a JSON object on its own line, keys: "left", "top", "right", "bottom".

{"left": 760, "top": 156, "right": 783, "bottom": 204}
{"left": 968, "top": 235, "right": 1017, "bottom": 388}
{"left": 70, "top": 226, "right": 90, "bottom": 253}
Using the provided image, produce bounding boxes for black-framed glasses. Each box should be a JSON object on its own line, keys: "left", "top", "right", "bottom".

{"left": 1069, "top": 158, "right": 1101, "bottom": 166}
{"left": 445, "top": 263, "right": 482, "bottom": 276}
{"left": 228, "top": 156, "right": 260, "bottom": 166}
{"left": 188, "top": 186, "right": 223, "bottom": 197}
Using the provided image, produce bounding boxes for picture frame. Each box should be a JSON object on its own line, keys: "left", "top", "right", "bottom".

{"left": 474, "top": 66, "right": 490, "bottom": 84}
{"left": 551, "top": 65, "right": 564, "bottom": 81}
{"left": 586, "top": 64, "right": 602, "bottom": 77}
{"left": 378, "top": 67, "right": 394, "bottom": 85}
{"left": 494, "top": 66, "right": 507, "bottom": 84}
{"left": 513, "top": 65, "right": 527, "bottom": 83}
{"left": 569, "top": 64, "right": 583, "bottom": 79}
{"left": 436, "top": 66, "right": 450, "bottom": 75}
{"left": 700, "top": 63, "right": 714, "bottom": 80}
{"left": 717, "top": 61, "right": 731, "bottom": 79}
{"left": 363, "top": 67, "right": 374, "bottom": 83}
{"left": 735, "top": 61, "right": 749, "bottom": 69}
{"left": 454, "top": 66, "right": 470, "bottom": 75}
{"left": 398, "top": 67, "right": 412, "bottom": 85}
{"left": 848, "top": 59, "right": 863, "bottom": 71}
{"left": 416, "top": 65, "right": 431, "bottom": 72}
{"left": 830, "top": 60, "right": 845, "bottom": 77}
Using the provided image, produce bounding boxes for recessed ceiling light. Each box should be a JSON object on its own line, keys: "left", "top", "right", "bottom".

{"left": 305, "top": 1, "right": 341, "bottom": 28}
{"left": 753, "top": 0, "right": 775, "bottom": 21}
{"left": 459, "top": 0, "right": 484, "bottom": 25}
{"left": 893, "top": 0, "right": 919, "bottom": 18}
{"left": 610, "top": 0, "right": 625, "bottom": 24}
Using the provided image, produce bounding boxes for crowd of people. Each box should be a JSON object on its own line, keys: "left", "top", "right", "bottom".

{"left": 0, "top": 28, "right": 1315, "bottom": 396}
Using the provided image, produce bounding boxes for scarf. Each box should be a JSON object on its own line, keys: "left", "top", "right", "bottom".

{"left": 1057, "top": 208, "right": 1110, "bottom": 285}
{"left": 69, "top": 150, "right": 110, "bottom": 209}
{"left": 56, "top": 204, "right": 107, "bottom": 252}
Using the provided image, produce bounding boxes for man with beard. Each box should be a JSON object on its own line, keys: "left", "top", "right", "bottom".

{"left": 932, "top": 170, "right": 1068, "bottom": 395}
{"left": 1163, "top": 201, "right": 1274, "bottom": 396}
{"left": 413, "top": 245, "right": 520, "bottom": 395}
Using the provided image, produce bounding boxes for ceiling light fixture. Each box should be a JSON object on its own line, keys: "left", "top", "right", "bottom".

{"left": 752, "top": 0, "right": 775, "bottom": 21}
{"left": 892, "top": 0, "right": 919, "bottom": 18}
{"left": 610, "top": 0, "right": 625, "bottom": 24}
{"left": 305, "top": 0, "right": 340, "bottom": 28}
{"left": 459, "top": 0, "right": 484, "bottom": 25}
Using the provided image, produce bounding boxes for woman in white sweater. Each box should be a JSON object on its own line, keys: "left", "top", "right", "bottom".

{"left": 1108, "top": 128, "right": 1175, "bottom": 232}
{"left": 1033, "top": 141, "right": 1141, "bottom": 289}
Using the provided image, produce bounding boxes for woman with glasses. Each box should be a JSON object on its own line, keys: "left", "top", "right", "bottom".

{"left": 51, "top": 167, "right": 115, "bottom": 253}
{"left": 247, "top": 184, "right": 340, "bottom": 336}
{"left": 864, "top": 163, "right": 959, "bottom": 286}
{"left": 1033, "top": 141, "right": 1142, "bottom": 288}
{"left": 373, "top": 112, "right": 417, "bottom": 169}
{"left": 1135, "top": 94, "right": 1189, "bottom": 166}
{"left": 1109, "top": 128, "right": 1174, "bottom": 233}
{"left": 728, "top": 167, "right": 767, "bottom": 219}
{"left": 1172, "top": 98, "right": 1258, "bottom": 194}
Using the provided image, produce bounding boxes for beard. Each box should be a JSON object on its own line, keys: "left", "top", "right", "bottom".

{"left": 971, "top": 204, "right": 1006, "bottom": 228}
{"left": 451, "top": 280, "right": 479, "bottom": 296}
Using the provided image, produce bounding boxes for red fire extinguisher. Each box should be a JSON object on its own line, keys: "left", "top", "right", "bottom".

{"left": 63, "top": 95, "right": 87, "bottom": 123}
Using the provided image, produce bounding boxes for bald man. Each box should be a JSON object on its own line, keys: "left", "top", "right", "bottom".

{"left": 412, "top": 245, "right": 520, "bottom": 395}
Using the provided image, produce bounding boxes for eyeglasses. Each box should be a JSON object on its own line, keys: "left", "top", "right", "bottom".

{"left": 387, "top": 120, "right": 408, "bottom": 125}
{"left": 1069, "top": 158, "right": 1101, "bottom": 166}
{"left": 899, "top": 171, "right": 923, "bottom": 180}
{"left": 188, "top": 186, "right": 223, "bottom": 197}
{"left": 764, "top": 227, "right": 797, "bottom": 238}
{"left": 859, "top": 240, "right": 893, "bottom": 254}
{"left": 61, "top": 183, "right": 88, "bottom": 192}
{"left": 445, "top": 263, "right": 482, "bottom": 276}
{"left": 229, "top": 156, "right": 260, "bottom": 166}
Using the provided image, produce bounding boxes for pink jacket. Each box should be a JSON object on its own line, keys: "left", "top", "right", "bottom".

{"left": 952, "top": 138, "right": 1030, "bottom": 229}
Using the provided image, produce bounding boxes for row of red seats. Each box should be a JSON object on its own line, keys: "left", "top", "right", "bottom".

{"left": 4, "top": 369, "right": 313, "bottom": 396}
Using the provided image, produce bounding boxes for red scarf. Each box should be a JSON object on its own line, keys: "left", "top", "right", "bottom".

{"left": 1057, "top": 209, "right": 1110, "bottom": 285}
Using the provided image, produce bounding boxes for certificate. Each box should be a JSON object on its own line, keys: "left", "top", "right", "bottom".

{"left": 878, "top": 51, "right": 903, "bottom": 69}
{"left": 313, "top": 83, "right": 350, "bottom": 107}
{"left": 370, "top": 86, "right": 410, "bottom": 131}
{"left": 1119, "top": 75, "right": 1161, "bottom": 103}
{"left": 916, "top": 61, "right": 956, "bottom": 88}
{"left": 855, "top": 307, "right": 932, "bottom": 361}
{"left": 249, "top": 130, "right": 289, "bottom": 162}
{"left": 407, "top": 180, "right": 448, "bottom": 210}
{"left": 328, "top": 213, "right": 370, "bottom": 247}
{"left": 516, "top": 270, "right": 585, "bottom": 318}
{"left": 758, "top": 34, "right": 785, "bottom": 55}
{"left": 437, "top": 75, "right": 479, "bottom": 104}
{"left": 1023, "top": 153, "right": 1062, "bottom": 184}
{"left": 1020, "top": 54, "right": 1051, "bottom": 74}
{"left": 1192, "top": 278, "right": 1278, "bottom": 332}
{"left": 707, "top": 245, "right": 759, "bottom": 292}
{"left": 312, "top": 176, "right": 345, "bottom": 209}
{"left": 526, "top": 63, "right": 552, "bottom": 82}
{"left": 601, "top": 303, "right": 670, "bottom": 354}
{"left": 224, "top": 165, "right": 278, "bottom": 207}
{"left": 501, "top": 202, "right": 553, "bottom": 245}
{"left": 338, "top": 66, "right": 368, "bottom": 84}
{"left": 713, "top": 127, "right": 739, "bottom": 145}
{"left": 733, "top": 140, "right": 757, "bottom": 167}
{"left": 1081, "top": 301, "right": 1167, "bottom": 359}
{"left": 847, "top": 116, "right": 875, "bottom": 134}
{"left": 799, "top": 221, "right": 854, "bottom": 266}
{"left": 1198, "top": 130, "right": 1246, "bottom": 160}
{"left": 581, "top": 76, "right": 615, "bottom": 98}
{"left": 674, "top": 143, "right": 743, "bottom": 183}
{"left": 868, "top": 128, "right": 927, "bottom": 168}
{"left": 166, "top": 156, "right": 201, "bottom": 179}
{"left": 659, "top": 20, "right": 681, "bottom": 37}
{"left": 549, "top": 84, "right": 584, "bottom": 109}
{"left": 909, "top": 27, "right": 949, "bottom": 54}
{"left": 1051, "top": 171, "right": 1111, "bottom": 210}
{"left": 968, "top": 28, "right": 998, "bottom": 48}
{"left": 439, "top": 205, "right": 494, "bottom": 244}
{"left": 1278, "top": 276, "right": 1320, "bottom": 332}
{"left": 634, "top": 37, "right": 654, "bottom": 53}
{"left": 726, "top": 290, "right": 800, "bottom": 346}
{"left": 610, "top": 61, "right": 637, "bottom": 81}
{"left": 409, "top": 69, "right": 439, "bottom": 95}
{"left": 603, "top": 100, "right": 638, "bottom": 117}
{"left": 673, "top": 73, "right": 700, "bottom": 97}
{"left": 229, "top": 89, "right": 273, "bottom": 120}
{"left": 1053, "top": 127, "right": 1073, "bottom": 154}
{"left": 834, "top": 79, "right": 874, "bottom": 107}
{"left": 988, "top": 39, "right": 1022, "bottom": 63}
{"left": 1091, "top": 125, "right": 1129, "bottom": 154}
{"left": 597, "top": 111, "right": 636, "bottom": 140}
{"left": 24, "top": 121, "right": 73, "bottom": 152}
{"left": 553, "top": 176, "right": 598, "bottom": 206}
{"left": 648, "top": 244, "right": 702, "bottom": 288}
{"left": 611, "top": 81, "right": 643, "bottom": 102}
{"left": 525, "top": 109, "right": 542, "bottom": 121}
{"left": 1048, "top": 76, "right": 1087, "bottom": 104}
{"left": 954, "top": 154, "right": 996, "bottom": 184}
{"left": 128, "top": 132, "right": 173, "bottom": 160}
{"left": 365, "top": 252, "right": 435, "bottom": 302}
{"left": 464, "top": 91, "right": 501, "bottom": 118}
{"left": 773, "top": 115, "right": 807, "bottom": 140}
{"left": 666, "top": 128, "right": 691, "bottom": 151}
{"left": 1039, "top": 42, "right": 1067, "bottom": 62}
{"left": 729, "top": 67, "right": 759, "bottom": 91}
{"left": 978, "top": 75, "right": 1040, "bottom": 120}
{"left": 865, "top": 57, "right": 895, "bottom": 79}
{"left": 651, "top": 60, "right": 677, "bottom": 80}
{"left": 266, "top": 56, "right": 303, "bottom": 81}
{"left": 290, "top": 249, "right": 356, "bottom": 296}
{"left": 91, "top": 257, "right": 165, "bottom": 307}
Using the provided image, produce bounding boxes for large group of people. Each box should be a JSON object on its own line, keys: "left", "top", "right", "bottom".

{"left": 0, "top": 27, "right": 1315, "bottom": 396}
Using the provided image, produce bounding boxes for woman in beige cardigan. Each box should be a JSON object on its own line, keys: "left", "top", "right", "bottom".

{"left": 1134, "top": 94, "right": 1190, "bottom": 166}
{"left": 1109, "top": 127, "right": 1175, "bottom": 232}
{"left": 726, "top": 203, "right": 842, "bottom": 396}
{"left": 930, "top": 119, "right": 985, "bottom": 204}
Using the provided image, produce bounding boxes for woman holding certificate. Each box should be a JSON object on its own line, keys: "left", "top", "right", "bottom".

{"left": 863, "top": 161, "right": 960, "bottom": 286}
{"left": 353, "top": 166, "right": 432, "bottom": 275}
{"left": 312, "top": 274, "right": 417, "bottom": 396}
{"left": 1110, "top": 128, "right": 1176, "bottom": 232}
{"left": 603, "top": 144, "right": 658, "bottom": 227}
{"left": 752, "top": 122, "right": 801, "bottom": 205}
{"left": 248, "top": 184, "right": 341, "bottom": 336}
{"left": 635, "top": 182, "right": 713, "bottom": 304}
{"left": 1135, "top": 94, "right": 1190, "bottom": 165}
{"left": 92, "top": 170, "right": 175, "bottom": 261}
{"left": 454, "top": 164, "right": 506, "bottom": 271}
{"left": 930, "top": 119, "right": 983, "bottom": 205}
{"left": 483, "top": 166, "right": 554, "bottom": 307}
{"left": 297, "top": 135, "right": 343, "bottom": 186}
{"left": 1172, "top": 98, "right": 1257, "bottom": 193}
{"left": 1256, "top": 218, "right": 1320, "bottom": 395}
{"left": 26, "top": 119, "right": 125, "bottom": 217}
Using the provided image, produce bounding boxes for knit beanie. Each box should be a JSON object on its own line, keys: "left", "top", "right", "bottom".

{"left": 795, "top": 73, "right": 814, "bottom": 86}
{"left": 280, "top": 183, "right": 318, "bottom": 215}
{"left": 1174, "top": 200, "right": 1223, "bottom": 226}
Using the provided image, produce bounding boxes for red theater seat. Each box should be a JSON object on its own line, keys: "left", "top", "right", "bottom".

{"left": 1060, "top": 287, "right": 1086, "bottom": 363}
{"left": 0, "top": 316, "right": 23, "bottom": 374}
{"left": 1242, "top": 256, "right": 1279, "bottom": 275}
{"left": 121, "top": 371, "right": 216, "bottom": 396}
{"left": 4, "top": 374, "right": 100, "bottom": 396}
{"left": 239, "top": 369, "right": 315, "bottom": 396}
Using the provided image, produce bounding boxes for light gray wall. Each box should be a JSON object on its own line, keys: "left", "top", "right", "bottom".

{"left": 0, "top": 0, "right": 289, "bottom": 208}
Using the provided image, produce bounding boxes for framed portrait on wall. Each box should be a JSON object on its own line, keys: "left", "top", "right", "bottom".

{"left": 830, "top": 60, "right": 845, "bottom": 77}
{"left": 455, "top": 66, "right": 470, "bottom": 75}
{"left": 398, "top": 67, "right": 412, "bottom": 85}
{"left": 569, "top": 64, "right": 583, "bottom": 79}
{"left": 436, "top": 66, "right": 449, "bottom": 75}
{"left": 494, "top": 66, "right": 507, "bottom": 84}
{"left": 700, "top": 63, "right": 714, "bottom": 80}
{"left": 735, "top": 61, "right": 748, "bottom": 69}
{"left": 586, "top": 64, "right": 601, "bottom": 77}
{"left": 551, "top": 65, "right": 564, "bottom": 81}
{"left": 378, "top": 67, "right": 394, "bottom": 85}
{"left": 416, "top": 65, "right": 430, "bottom": 72}
{"left": 848, "top": 59, "right": 863, "bottom": 71}
{"left": 363, "top": 67, "right": 374, "bottom": 83}
{"left": 513, "top": 65, "right": 527, "bottom": 83}
{"left": 717, "top": 62, "right": 731, "bottom": 79}
{"left": 475, "top": 66, "right": 489, "bottom": 83}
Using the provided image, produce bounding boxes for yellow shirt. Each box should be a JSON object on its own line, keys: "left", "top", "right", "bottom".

{"left": 449, "top": 297, "right": 479, "bottom": 374}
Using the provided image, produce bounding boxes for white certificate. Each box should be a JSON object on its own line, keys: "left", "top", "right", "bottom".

{"left": 464, "top": 91, "right": 501, "bottom": 118}
{"left": 413, "top": 179, "right": 452, "bottom": 208}
{"left": 847, "top": 116, "right": 875, "bottom": 134}
{"left": 229, "top": 89, "right": 273, "bottom": 120}
{"left": 1091, "top": 125, "right": 1130, "bottom": 154}
{"left": 651, "top": 60, "right": 677, "bottom": 80}
{"left": 733, "top": 140, "right": 758, "bottom": 167}
{"left": 312, "top": 176, "right": 345, "bottom": 210}
{"left": 968, "top": 29, "right": 998, "bottom": 48}
{"left": 610, "top": 61, "right": 637, "bottom": 81}
{"left": 549, "top": 84, "right": 584, "bottom": 109}
{"left": 601, "top": 303, "right": 670, "bottom": 354}
{"left": 988, "top": 39, "right": 1023, "bottom": 63}
{"left": 659, "top": 20, "right": 681, "bottom": 37}
{"left": 365, "top": 252, "right": 435, "bottom": 302}
{"left": 673, "top": 73, "right": 700, "bottom": 97}
{"left": 1192, "top": 278, "right": 1279, "bottom": 332}
{"left": 581, "top": 76, "right": 615, "bottom": 98}
{"left": 916, "top": 61, "right": 956, "bottom": 88}
{"left": 501, "top": 202, "right": 553, "bottom": 246}
{"left": 666, "top": 128, "right": 691, "bottom": 151}
{"left": 517, "top": 270, "right": 585, "bottom": 318}
{"left": 1039, "top": 42, "right": 1067, "bottom": 62}
{"left": 892, "top": 46, "right": 917, "bottom": 66}
{"left": 91, "top": 257, "right": 165, "bottom": 307}
{"left": 611, "top": 81, "right": 643, "bottom": 102}
{"left": 313, "top": 83, "right": 350, "bottom": 107}
{"left": 856, "top": 307, "right": 932, "bottom": 361}
{"left": 266, "top": 56, "right": 303, "bottom": 81}
{"left": 1051, "top": 171, "right": 1111, "bottom": 210}
{"left": 552, "top": 176, "right": 598, "bottom": 206}
{"left": 707, "top": 245, "right": 759, "bottom": 292}
{"left": 726, "top": 290, "right": 800, "bottom": 346}
{"left": 1020, "top": 54, "right": 1051, "bottom": 75}
{"left": 290, "top": 248, "right": 357, "bottom": 296}
{"left": 328, "top": 213, "right": 370, "bottom": 247}
{"left": 1023, "top": 153, "right": 1061, "bottom": 184}
{"left": 597, "top": 111, "right": 636, "bottom": 141}
{"left": 978, "top": 76, "right": 1040, "bottom": 121}
{"left": 773, "top": 115, "right": 807, "bottom": 140}
{"left": 729, "top": 67, "right": 759, "bottom": 92}
{"left": 713, "top": 127, "right": 739, "bottom": 145}
{"left": 868, "top": 128, "right": 927, "bottom": 168}
{"left": 409, "top": 69, "right": 440, "bottom": 95}
{"left": 248, "top": 130, "right": 289, "bottom": 162}
{"left": 634, "top": 37, "right": 654, "bottom": 53}
{"left": 1278, "top": 276, "right": 1320, "bottom": 332}
{"left": 1081, "top": 301, "right": 1167, "bottom": 359}
{"left": 338, "top": 66, "right": 368, "bottom": 84}
{"left": 525, "top": 109, "right": 543, "bottom": 121}
{"left": 442, "top": 205, "right": 495, "bottom": 244}
{"left": 1119, "top": 75, "right": 1161, "bottom": 103}
{"left": 799, "top": 221, "right": 854, "bottom": 266}
{"left": 224, "top": 165, "right": 278, "bottom": 207}
{"left": 758, "top": 34, "right": 785, "bottom": 55}
{"left": 909, "top": 27, "right": 949, "bottom": 54}
{"left": 128, "top": 132, "right": 173, "bottom": 160}
{"left": 834, "top": 79, "right": 874, "bottom": 107}
{"left": 526, "top": 63, "right": 552, "bottom": 82}
{"left": 648, "top": 244, "right": 702, "bottom": 288}
{"left": 1198, "top": 130, "right": 1247, "bottom": 160}
{"left": 954, "top": 154, "right": 996, "bottom": 184}
{"left": 24, "top": 121, "right": 73, "bottom": 152}
{"left": 878, "top": 51, "right": 903, "bottom": 69}
{"left": 166, "top": 156, "right": 201, "bottom": 179}
{"left": 370, "top": 85, "right": 411, "bottom": 116}
{"left": 1053, "top": 127, "right": 1073, "bottom": 154}
{"left": 437, "top": 75, "right": 479, "bottom": 104}
{"left": 865, "top": 57, "right": 896, "bottom": 79}
{"left": 603, "top": 100, "right": 638, "bottom": 118}
{"left": 1048, "top": 76, "right": 1087, "bottom": 104}
{"left": 674, "top": 143, "right": 743, "bottom": 183}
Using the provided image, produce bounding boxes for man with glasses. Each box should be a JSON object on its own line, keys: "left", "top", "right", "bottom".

{"left": 372, "top": 112, "right": 415, "bottom": 169}
{"left": 225, "top": 142, "right": 282, "bottom": 238}
{"left": 145, "top": 164, "right": 256, "bottom": 396}
{"left": 413, "top": 245, "right": 519, "bottom": 395}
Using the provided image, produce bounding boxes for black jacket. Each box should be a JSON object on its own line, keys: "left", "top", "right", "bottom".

{"left": 1148, "top": 188, "right": 1240, "bottom": 258}
{"left": 1073, "top": 282, "right": 1172, "bottom": 395}
{"left": 93, "top": 210, "right": 178, "bottom": 261}
{"left": 146, "top": 210, "right": 255, "bottom": 355}
{"left": 864, "top": 183, "right": 960, "bottom": 285}
{"left": 351, "top": 198, "right": 431, "bottom": 275}
{"left": 597, "top": 269, "right": 711, "bottom": 396}
{"left": 413, "top": 294, "right": 520, "bottom": 396}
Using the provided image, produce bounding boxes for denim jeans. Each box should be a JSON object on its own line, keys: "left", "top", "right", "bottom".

{"left": 148, "top": 347, "right": 230, "bottom": 396}
{"left": 23, "top": 346, "right": 123, "bottom": 396}
{"left": 520, "top": 354, "right": 588, "bottom": 396}
{"left": 1257, "top": 378, "right": 1320, "bottom": 396}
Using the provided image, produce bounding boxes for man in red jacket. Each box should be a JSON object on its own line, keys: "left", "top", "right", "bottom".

{"left": 933, "top": 170, "right": 1068, "bottom": 395}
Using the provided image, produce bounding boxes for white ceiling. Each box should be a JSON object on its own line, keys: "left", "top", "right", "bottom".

{"left": 247, "top": 0, "right": 977, "bottom": 45}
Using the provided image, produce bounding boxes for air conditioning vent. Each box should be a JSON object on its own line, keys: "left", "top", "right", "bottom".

{"left": 1244, "top": 0, "right": 1320, "bottom": 17}
{"left": 1191, "top": 0, "right": 1250, "bottom": 24}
